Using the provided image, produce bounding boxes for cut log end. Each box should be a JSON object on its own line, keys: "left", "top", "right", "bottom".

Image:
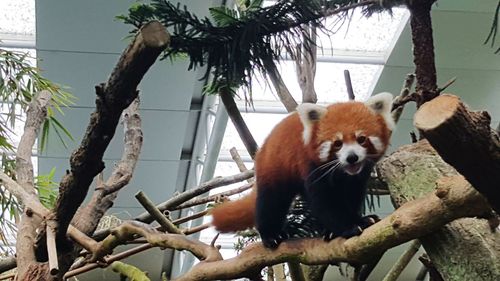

{"left": 140, "top": 20, "right": 170, "bottom": 48}
{"left": 414, "top": 94, "right": 461, "bottom": 130}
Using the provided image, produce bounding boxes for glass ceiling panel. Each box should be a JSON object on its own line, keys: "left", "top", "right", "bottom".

{"left": 245, "top": 61, "right": 381, "bottom": 104}
{"left": 263, "top": 1, "right": 408, "bottom": 56}
{"left": 319, "top": 7, "right": 408, "bottom": 54}
{"left": 0, "top": 0, "right": 36, "bottom": 38}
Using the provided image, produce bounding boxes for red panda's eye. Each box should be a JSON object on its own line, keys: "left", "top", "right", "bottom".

{"left": 357, "top": 136, "right": 367, "bottom": 145}
{"left": 333, "top": 140, "right": 343, "bottom": 149}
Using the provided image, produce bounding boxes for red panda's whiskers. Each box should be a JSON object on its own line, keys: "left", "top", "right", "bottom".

{"left": 308, "top": 161, "right": 341, "bottom": 186}
{"left": 307, "top": 160, "right": 340, "bottom": 179}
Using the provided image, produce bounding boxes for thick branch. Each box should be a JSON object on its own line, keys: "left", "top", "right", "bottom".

{"left": 51, "top": 21, "right": 169, "bottom": 244}
{"left": 173, "top": 178, "right": 487, "bottom": 281}
{"left": 16, "top": 90, "right": 51, "bottom": 192}
{"left": 13, "top": 90, "right": 51, "bottom": 277}
{"left": 378, "top": 140, "right": 500, "bottom": 280}
{"left": 414, "top": 94, "right": 500, "bottom": 213}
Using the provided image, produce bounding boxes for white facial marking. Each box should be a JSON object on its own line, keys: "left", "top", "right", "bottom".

{"left": 336, "top": 143, "right": 366, "bottom": 165}
{"left": 318, "top": 141, "right": 332, "bottom": 162}
{"left": 335, "top": 132, "right": 343, "bottom": 140}
{"left": 302, "top": 128, "right": 312, "bottom": 145}
{"left": 368, "top": 136, "right": 384, "bottom": 153}
{"left": 355, "top": 130, "right": 363, "bottom": 137}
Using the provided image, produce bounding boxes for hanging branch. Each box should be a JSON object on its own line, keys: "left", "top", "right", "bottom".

{"left": 262, "top": 56, "right": 298, "bottom": 112}
{"left": 219, "top": 87, "right": 259, "bottom": 158}
{"left": 344, "top": 70, "right": 355, "bottom": 100}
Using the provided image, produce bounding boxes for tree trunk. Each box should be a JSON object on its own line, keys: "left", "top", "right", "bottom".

{"left": 414, "top": 94, "right": 500, "bottom": 213}
{"left": 377, "top": 140, "right": 500, "bottom": 280}
{"left": 407, "top": 0, "right": 438, "bottom": 107}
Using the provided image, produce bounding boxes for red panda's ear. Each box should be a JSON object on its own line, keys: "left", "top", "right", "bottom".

{"left": 296, "top": 103, "right": 327, "bottom": 145}
{"left": 365, "top": 92, "right": 395, "bottom": 131}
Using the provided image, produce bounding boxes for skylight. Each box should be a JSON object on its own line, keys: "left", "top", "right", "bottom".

{"left": 0, "top": 0, "right": 36, "bottom": 46}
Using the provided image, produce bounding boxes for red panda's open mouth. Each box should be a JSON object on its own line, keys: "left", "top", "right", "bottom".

{"left": 344, "top": 162, "right": 364, "bottom": 175}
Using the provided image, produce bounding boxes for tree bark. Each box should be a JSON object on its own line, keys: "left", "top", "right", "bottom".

{"left": 414, "top": 94, "right": 500, "bottom": 213}
{"left": 49, "top": 21, "right": 170, "bottom": 246}
{"left": 407, "top": 0, "right": 438, "bottom": 107}
{"left": 262, "top": 56, "right": 298, "bottom": 112}
{"left": 16, "top": 21, "right": 169, "bottom": 281}
{"left": 378, "top": 140, "right": 500, "bottom": 281}
{"left": 219, "top": 87, "right": 259, "bottom": 158}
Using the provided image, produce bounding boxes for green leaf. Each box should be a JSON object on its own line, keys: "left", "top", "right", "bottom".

{"left": 209, "top": 7, "right": 239, "bottom": 27}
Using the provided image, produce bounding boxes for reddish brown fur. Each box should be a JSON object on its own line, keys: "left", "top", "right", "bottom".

{"left": 211, "top": 101, "right": 390, "bottom": 233}
{"left": 211, "top": 187, "right": 257, "bottom": 232}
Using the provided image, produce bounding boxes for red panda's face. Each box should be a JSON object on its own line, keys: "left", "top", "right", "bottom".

{"left": 297, "top": 93, "right": 394, "bottom": 176}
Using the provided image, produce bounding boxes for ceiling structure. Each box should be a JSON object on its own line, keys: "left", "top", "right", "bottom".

{"left": 1, "top": 0, "right": 498, "bottom": 280}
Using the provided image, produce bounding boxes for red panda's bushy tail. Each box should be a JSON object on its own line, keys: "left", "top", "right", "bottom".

{"left": 211, "top": 186, "right": 256, "bottom": 233}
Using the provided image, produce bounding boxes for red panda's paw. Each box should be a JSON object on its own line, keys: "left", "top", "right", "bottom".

{"left": 324, "top": 215, "right": 380, "bottom": 241}
{"left": 358, "top": 214, "right": 380, "bottom": 229}
{"left": 261, "top": 232, "right": 289, "bottom": 249}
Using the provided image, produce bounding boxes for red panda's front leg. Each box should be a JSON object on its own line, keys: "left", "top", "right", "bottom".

{"left": 255, "top": 182, "right": 299, "bottom": 248}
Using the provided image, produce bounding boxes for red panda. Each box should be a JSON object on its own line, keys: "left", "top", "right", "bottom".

{"left": 211, "top": 92, "right": 394, "bottom": 248}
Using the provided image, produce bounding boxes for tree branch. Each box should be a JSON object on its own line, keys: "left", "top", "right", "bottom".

{"left": 407, "top": 0, "right": 438, "bottom": 107}
{"left": 73, "top": 97, "right": 143, "bottom": 237}
{"left": 414, "top": 94, "right": 500, "bottom": 213}
{"left": 12, "top": 90, "right": 51, "bottom": 277}
{"left": 130, "top": 170, "right": 255, "bottom": 225}
{"left": 173, "top": 177, "right": 487, "bottom": 281}
{"left": 50, "top": 21, "right": 170, "bottom": 246}
{"left": 262, "top": 56, "right": 298, "bottom": 112}
{"left": 381, "top": 240, "right": 421, "bottom": 281}
{"left": 219, "top": 88, "right": 259, "bottom": 158}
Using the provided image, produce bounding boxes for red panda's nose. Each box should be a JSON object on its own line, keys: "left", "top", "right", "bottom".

{"left": 346, "top": 153, "right": 359, "bottom": 164}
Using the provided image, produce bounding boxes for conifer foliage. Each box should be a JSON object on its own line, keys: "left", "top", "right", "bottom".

{"left": 117, "top": 0, "right": 392, "bottom": 93}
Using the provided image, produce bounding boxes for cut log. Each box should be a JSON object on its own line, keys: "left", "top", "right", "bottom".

{"left": 378, "top": 140, "right": 500, "bottom": 280}
{"left": 414, "top": 94, "right": 500, "bottom": 213}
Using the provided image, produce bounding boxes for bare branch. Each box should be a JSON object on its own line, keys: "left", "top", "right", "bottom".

{"left": 16, "top": 90, "right": 51, "bottom": 192}
{"left": 135, "top": 191, "right": 182, "bottom": 234}
{"left": 296, "top": 25, "right": 317, "bottom": 104}
{"left": 220, "top": 88, "right": 259, "bottom": 158}
{"left": 132, "top": 170, "right": 254, "bottom": 224}
{"left": 381, "top": 240, "right": 421, "bottom": 281}
{"left": 262, "top": 57, "right": 298, "bottom": 112}
{"left": 172, "top": 183, "right": 253, "bottom": 210}
{"left": 14, "top": 90, "right": 52, "bottom": 276}
{"left": 46, "top": 220, "right": 59, "bottom": 276}
{"left": 391, "top": 73, "right": 415, "bottom": 123}
{"left": 74, "top": 97, "right": 143, "bottom": 235}
{"left": 436, "top": 76, "right": 456, "bottom": 94}
{"left": 344, "top": 70, "right": 355, "bottom": 101}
